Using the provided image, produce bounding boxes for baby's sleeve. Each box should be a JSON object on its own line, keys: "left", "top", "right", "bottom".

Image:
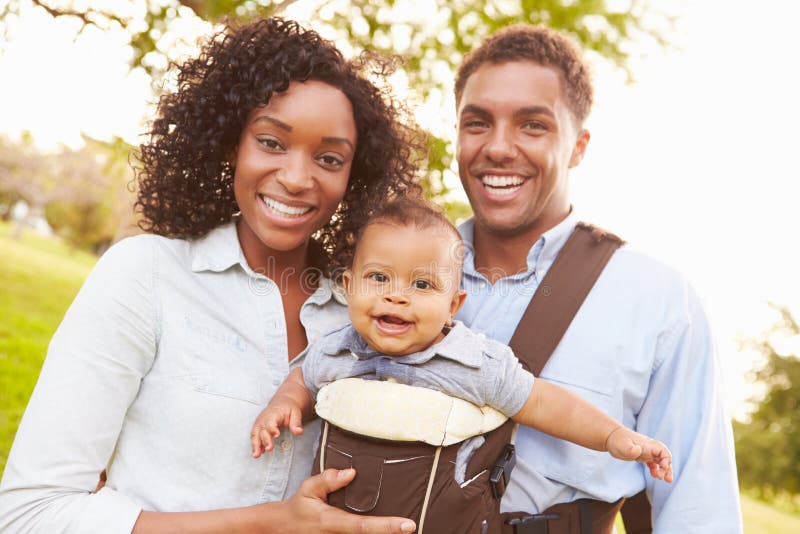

{"left": 301, "top": 340, "right": 324, "bottom": 400}
{"left": 483, "top": 341, "right": 535, "bottom": 417}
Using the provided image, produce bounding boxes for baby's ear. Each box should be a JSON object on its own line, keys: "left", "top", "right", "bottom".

{"left": 341, "top": 270, "right": 353, "bottom": 292}
{"left": 449, "top": 289, "right": 467, "bottom": 320}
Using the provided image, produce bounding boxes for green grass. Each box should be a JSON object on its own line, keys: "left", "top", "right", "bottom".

{"left": 0, "top": 222, "right": 96, "bottom": 471}
{"left": 2, "top": 222, "right": 800, "bottom": 533}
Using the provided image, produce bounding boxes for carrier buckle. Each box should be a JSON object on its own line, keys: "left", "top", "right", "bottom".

{"left": 490, "top": 444, "right": 516, "bottom": 499}
{"left": 505, "top": 513, "right": 559, "bottom": 534}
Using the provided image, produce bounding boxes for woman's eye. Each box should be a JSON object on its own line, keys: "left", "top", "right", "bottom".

{"left": 257, "top": 137, "right": 283, "bottom": 150}
{"left": 319, "top": 154, "right": 344, "bottom": 167}
{"left": 413, "top": 280, "right": 432, "bottom": 290}
{"left": 369, "top": 272, "right": 388, "bottom": 282}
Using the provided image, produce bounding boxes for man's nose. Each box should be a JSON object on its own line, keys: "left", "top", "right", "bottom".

{"left": 484, "top": 127, "right": 518, "bottom": 162}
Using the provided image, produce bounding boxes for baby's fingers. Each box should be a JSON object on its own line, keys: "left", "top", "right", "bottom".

{"left": 289, "top": 408, "right": 304, "bottom": 435}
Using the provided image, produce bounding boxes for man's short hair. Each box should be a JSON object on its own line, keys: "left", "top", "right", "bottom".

{"left": 455, "top": 24, "right": 593, "bottom": 125}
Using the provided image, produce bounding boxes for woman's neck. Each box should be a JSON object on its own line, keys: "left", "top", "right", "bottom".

{"left": 235, "top": 222, "right": 314, "bottom": 289}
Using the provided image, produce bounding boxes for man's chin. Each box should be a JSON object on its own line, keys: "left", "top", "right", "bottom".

{"left": 473, "top": 213, "right": 535, "bottom": 238}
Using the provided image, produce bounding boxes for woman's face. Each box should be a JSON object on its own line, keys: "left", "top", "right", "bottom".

{"left": 232, "top": 80, "right": 357, "bottom": 266}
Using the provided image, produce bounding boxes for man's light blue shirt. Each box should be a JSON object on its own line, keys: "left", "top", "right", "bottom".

{"left": 457, "top": 211, "right": 742, "bottom": 533}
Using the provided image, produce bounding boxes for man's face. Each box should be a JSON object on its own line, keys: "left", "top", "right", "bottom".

{"left": 343, "top": 222, "right": 466, "bottom": 356}
{"left": 456, "top": 61, "right": 590, "bottom": 238}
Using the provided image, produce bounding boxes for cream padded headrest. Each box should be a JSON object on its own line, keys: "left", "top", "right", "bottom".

{"left": 315, "top": 378, "right": 507, "bottom": 446}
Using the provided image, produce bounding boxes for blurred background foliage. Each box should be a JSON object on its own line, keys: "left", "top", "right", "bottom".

{"left": 735, "top": 307, "right": 800, "bottom": 512}
{"left": 1, "top": 0, "right": 799, "bottom": 518}
{"left": 0, "top": 0, "right": 671, "bottom": 229}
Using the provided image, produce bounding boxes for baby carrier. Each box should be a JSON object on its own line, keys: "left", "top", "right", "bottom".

{"left": 312, "top": 224, "right": 647, "bottom": 534}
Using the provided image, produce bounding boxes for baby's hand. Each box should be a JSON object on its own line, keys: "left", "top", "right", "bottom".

{"left": 250, "top": 396, "right": 305, "bottom": 459}
{"left": 605, "top": 427, "right": 673, "bottom": 483}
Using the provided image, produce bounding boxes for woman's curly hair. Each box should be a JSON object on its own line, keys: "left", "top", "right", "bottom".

{"left": 135, "top": 17, "right": 423, "bottom": 275}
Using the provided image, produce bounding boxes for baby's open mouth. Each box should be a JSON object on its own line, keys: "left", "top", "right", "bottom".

{"left": 374, "top": 314, "right": 413, "bottom": 334}
{"left": 377, "top": 314, "right": 410, "bottom": 325}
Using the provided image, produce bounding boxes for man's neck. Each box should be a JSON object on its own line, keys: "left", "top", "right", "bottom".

{"left": 471, "top": 213, "right": 570, "bottom": 284}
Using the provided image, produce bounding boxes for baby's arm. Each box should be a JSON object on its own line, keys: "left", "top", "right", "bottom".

{"left": 511, "top": 379, "right": 673, "bottom": 482}
{"left": 251, "top": 367, "right": 315, "bottom": 458}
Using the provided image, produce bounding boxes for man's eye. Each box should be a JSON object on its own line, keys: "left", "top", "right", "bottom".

{"left": 462, "top": 119, "right": 488, "bottom": 130}
{"left": 413, "top": 280, "right": 432, "bottom": 290}
{"left": 369, "top": 272, "right": 388, "bottom": 282}
{"left": 522, "top": 121, "right": 547, "bottom": 132}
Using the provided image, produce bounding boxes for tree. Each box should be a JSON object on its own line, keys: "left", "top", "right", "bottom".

{"left": 0, "top": 134, "right": 137, "bottom": 251}
{"left": 734, "top": 306, "right": 800, "bottom": 502}
{"left": 1, "top": 0, "right": 672, "bottom": 216}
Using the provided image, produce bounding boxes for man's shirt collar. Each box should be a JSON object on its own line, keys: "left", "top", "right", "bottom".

{"left": 459, "top": 209, "right": 579, "bottom": 280}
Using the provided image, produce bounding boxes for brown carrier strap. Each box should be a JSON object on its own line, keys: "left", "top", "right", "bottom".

{"left": 500, "top": 222, "right": 650, "bottom": 534}
{"left": 507, "top": 222, "right": 623, "bottom": 376}
{"left": 620, "top": 490, "right": 652, "bottom": 534}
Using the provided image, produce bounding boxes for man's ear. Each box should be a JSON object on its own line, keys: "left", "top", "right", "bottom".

{"left": 448, "top": 289, "right": 467, "bottom": 323}
{"left": 568, "top": 128, "right": 591, "bottom": 168}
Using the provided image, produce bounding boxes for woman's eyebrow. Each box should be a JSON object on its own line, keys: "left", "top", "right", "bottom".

{"left": 322, "top": 137, "right": 354, "bottom": 150}
{"left": 251, "top": 115, "right": 292, "bottom": 131}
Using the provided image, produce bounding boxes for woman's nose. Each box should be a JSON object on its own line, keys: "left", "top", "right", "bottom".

{"left": 277, "top": 154, "right": 313, "bottom": 193}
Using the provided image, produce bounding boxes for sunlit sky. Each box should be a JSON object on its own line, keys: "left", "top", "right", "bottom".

{"left": 1, "top": 0, "right": 798, "bottom": 418}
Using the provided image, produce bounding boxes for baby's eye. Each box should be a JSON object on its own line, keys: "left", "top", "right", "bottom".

{"left": 369, "top": 272, "right": 388, "bottom": 283}
{"left": 413, "top": 279, "right": 432, "bottom": 290}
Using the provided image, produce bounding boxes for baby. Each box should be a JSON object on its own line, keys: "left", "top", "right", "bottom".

{"left": 251, "top": 197, "right": 671, "bottom": 528}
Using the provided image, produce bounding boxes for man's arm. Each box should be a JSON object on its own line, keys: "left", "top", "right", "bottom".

{"left": 636, "top": 286, "right": 742, "bottom": 532}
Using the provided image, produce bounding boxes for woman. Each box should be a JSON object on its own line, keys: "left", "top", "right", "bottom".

{"left": 0, "top": 18, "right": 421, "bottom": 533}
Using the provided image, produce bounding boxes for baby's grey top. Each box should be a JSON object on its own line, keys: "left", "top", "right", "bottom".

{"left": 302, "top": 320, "right": 534, "bottom": 417}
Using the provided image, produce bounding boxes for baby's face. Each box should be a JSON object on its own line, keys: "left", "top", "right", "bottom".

{"left": 343, "top": 222, "right": 465, "bottom": 356}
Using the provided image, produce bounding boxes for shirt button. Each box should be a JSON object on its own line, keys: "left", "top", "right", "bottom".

{"left": 311, "top": 333, "right": 319, "bottom": 342}
{"left": 280, "top": 439, "right": 292, "bottom": 452}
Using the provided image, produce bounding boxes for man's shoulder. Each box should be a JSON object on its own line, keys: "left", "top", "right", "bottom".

{"left": 603, "top": 243, "right": 691, "bottom": 294}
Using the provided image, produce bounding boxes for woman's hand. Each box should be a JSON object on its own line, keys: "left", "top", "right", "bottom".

{"left": 279, "top": 468, "right": 416, "bottom": 533}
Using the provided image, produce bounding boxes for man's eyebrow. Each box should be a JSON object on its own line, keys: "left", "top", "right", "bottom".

{"left": 322, "top": 137, "right": 355, "bottom": 151}
{"left": 459, "top": 104, "right": 491, "bottom": 117}
{"left": 514, "top": 106, "right": 556, "bottom": 119}
{"left": 250, "top": 115, "right": 292, "bottom": 132}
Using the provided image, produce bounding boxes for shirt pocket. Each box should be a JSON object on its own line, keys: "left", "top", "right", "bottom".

{"left": 519, "top": 374, "right": 615, "bottom": 487}
{"left": 181, "top": 315, "right": 266, "bottom": 405}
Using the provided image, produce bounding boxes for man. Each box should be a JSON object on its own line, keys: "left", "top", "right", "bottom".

{"left": 453, "top": 25, "right": 742, "bottom": 532}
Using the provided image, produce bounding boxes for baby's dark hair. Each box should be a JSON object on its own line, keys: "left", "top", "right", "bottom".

{"left": 356, "top": 196, "right": 464, "bottom": 280}
{"left": 135, "top": 17, "right": 422, "bottom": 276}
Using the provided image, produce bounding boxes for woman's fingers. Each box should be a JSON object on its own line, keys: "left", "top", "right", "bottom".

{"left": 297, "top": 469, "right": 417, "bottom": 533}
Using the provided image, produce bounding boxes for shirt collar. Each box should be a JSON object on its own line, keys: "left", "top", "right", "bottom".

{"left": 322, "top": 321, "right": 483, "bottom": 369}
{"left": 458, "top": 209, "right": 579, "bottom": 278}
{"left": 190, "top": 222, "right": 242, "bottom": 273}
{"left": 189, "top": 222, "right": 347, "bottom": 307}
